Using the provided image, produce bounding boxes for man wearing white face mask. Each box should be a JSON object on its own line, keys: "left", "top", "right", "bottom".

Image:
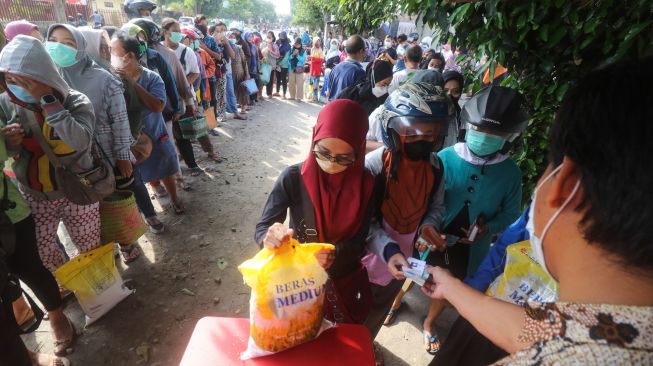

{"left": 422, "top": 59, "right": 653, "bottom": 364}
{"left": 376, "top": 35, "right": 397, "bottom": 66}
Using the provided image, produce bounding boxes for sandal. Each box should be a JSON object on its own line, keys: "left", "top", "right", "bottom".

{"left": 176, "top": 178, "right": 191, "bottom": 191}
{"left": 207, "top": 152, "right": 223, "bottom": 163}
{"left": 190, "top": 167, "right": 203, "bottom": 177}
{"left": 152, "top": 184, "right": 168, "bottom": 198}
{"left": 29, "top": 352, "right": 71, "bottom": 366}
{"left": 119, "top": 243, "right": 141, "bottom": 264}
{"left": 146, "top": 217, "right": 164, "bottom": 234}
{"left": 53, "top": 317, "right": 77, "bottom": 357}
{"left": 383, "top": 302, "right": 404, "bottom": 326}
{"left": 423, "top": 330, "right": 441, "bottom": 355}
{"left": 172, "top": 200, "right": 185, "bottom": 215}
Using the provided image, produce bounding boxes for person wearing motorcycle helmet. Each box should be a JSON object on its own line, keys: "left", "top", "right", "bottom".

{"left": 123, "top": 0, "right": 157, "bottom": 20}
{"left": 418, "top": 85, "right": 527, "bottom": 355}
{"left": 361, "top": 82, "right": 453, "bottom": 339}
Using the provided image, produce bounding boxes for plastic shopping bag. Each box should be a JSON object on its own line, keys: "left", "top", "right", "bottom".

{"left": 486, "top": 240, "right": 559, "bottom": 305}
{"left": 260, "top": 64, "right": 272, "bottom": 85}
{"left": 238, "top": 238, "right": 335, "bottom": 359}
{"left": 54, "top": 243, "right": 133, "bottom": 326}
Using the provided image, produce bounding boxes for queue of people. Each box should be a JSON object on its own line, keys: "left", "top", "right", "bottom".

{"left": 256, "top": 30, "right": 653, "bottom": 366}
{"left": 0, "top": 7, "right": 651, "bottom": 366}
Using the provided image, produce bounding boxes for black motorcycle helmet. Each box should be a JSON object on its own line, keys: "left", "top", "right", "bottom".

{"left": 129, "top": 18, "right": 161, "bottom": 45}
{"left": 123, "top": 0, "right": 156, "bottom": 19}
{"left": 461, "top": 85, "right": 529, "bottom": 154}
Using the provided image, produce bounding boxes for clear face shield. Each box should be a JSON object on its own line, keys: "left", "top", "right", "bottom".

{"left": 388, "top": 115, "right": 450, "bottom": 152}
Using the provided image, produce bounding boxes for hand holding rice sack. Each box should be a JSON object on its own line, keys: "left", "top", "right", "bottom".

{"left": 239, "top": 236, "right": 335, "bottom": 359}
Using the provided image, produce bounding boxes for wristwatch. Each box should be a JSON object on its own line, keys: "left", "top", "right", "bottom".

{"left": 40, "top": 94, "right": 57, "bottom": 105}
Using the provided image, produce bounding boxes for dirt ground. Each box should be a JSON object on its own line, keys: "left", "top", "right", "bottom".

{"left": 22, "top": 97, "right": 457, "bottom": 366}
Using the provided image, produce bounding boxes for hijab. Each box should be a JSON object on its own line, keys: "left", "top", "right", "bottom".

{"left": 277, "top": 31, "right": 291, "bottom": 56}
{"left": 301, "top": 100, "right": 375, "bottom": 243}
{"left": 4, "top": 20, "right": 38, "bottom": 41}
{"left": 47, "top": 24, "right": 120, "bottom": 129}
{"left": 78, "top": 28, "right": 110, "bottom": 68}
{"left": 326, "top": 39, "right": 341, "bottom": 60}
{"left": 381, "top": 136, "right": 436, "bottom": 234}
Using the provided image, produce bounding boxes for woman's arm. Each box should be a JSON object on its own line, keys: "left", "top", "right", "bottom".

{"left": 487, "top": 169, "right": 522, "bottom": 235}
{"left": 106, "top": 79, "right": 133, "bottom": 161}
{"left": 255, "top": 168, "right": 293, "bottom": 247}
{"left": 128, "top": 78, "right": 165, "bottom": 113}
{"left": 423, "top": 267, "right": 531, "bottom": 354}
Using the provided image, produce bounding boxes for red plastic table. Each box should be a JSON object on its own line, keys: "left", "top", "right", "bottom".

{"left": 179, "top": 317, "right": 375, "bottom": 366}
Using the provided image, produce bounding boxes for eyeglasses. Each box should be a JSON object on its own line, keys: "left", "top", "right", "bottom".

{"left": 312, "top": 148, "right": 356, "bottom": 167}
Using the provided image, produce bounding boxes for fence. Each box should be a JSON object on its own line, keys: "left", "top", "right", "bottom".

{"left": 0, "top": 0, "right": 91, "bottom": 22}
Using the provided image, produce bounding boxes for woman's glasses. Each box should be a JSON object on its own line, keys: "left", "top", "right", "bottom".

{"left": 312, "top": 146, "right": 356, "bottom": 167}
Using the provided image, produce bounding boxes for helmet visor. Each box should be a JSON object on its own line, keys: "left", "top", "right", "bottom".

{"left": 388, "top": 116, "right": 449, "bottom": 138}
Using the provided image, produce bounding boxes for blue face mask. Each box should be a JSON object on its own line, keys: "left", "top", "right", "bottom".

{"left": 7, "top": 84, "right": 37, "bottom": 104}
{"left": 45, "top": 41, "right": 79, "bottom": 68}
{"left": 466, "top": 129, "right": 506, "bottom": 157}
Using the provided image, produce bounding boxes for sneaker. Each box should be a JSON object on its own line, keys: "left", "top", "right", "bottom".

{"left": 146, "top": 217, "right": 165, "bottom": 234}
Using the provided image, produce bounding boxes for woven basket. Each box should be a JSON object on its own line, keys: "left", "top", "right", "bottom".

{"left": 100, "top": 190, "right": 147, "bottom": 244}
{"left": 178, "top": 117, "right": 208, "bottom": 140}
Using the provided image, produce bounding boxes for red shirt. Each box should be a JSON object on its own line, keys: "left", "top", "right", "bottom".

{"left": 310, "top": 57, "right": 324, "bottom": 77}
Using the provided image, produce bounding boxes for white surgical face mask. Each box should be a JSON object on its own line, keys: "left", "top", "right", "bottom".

{"left": 384, "top": 41, "right": 392, "bottom": 48}
{"left": 372, "top": 85, "right": 388, "bottom": 98}
{"left": 111, "top": 54, "right": 126, "bottom": 69}
{"left": 526, "top": 165, "right": 581, "bottom": 277}
{"left": 143, "top": 16, "right": 153, "bottom": 21}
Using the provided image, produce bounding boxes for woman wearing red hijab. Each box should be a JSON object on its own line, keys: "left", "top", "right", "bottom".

{"left": 256, "top": 99, "right": 407, "bottom": 325}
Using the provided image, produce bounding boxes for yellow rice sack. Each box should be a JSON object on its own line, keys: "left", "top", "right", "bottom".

{"left": 54, "top": 243, "right": 133, "bottom": 326}
{"left": 486, "top": 240, "right": 559, "bottom": 305}
{"left": 238, "top": 238, "right": 335, "bottom": 359}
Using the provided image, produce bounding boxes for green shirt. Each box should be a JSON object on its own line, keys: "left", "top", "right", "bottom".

{"left": 0, "top": 133, "right": 30, "bottom": 223}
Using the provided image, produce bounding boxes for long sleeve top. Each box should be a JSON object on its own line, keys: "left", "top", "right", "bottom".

{"left": 255, "top": 163, "right": 387, "bottom": 279}
{"left": 464, "top": 207, "right": 530, "bottom": 292}
{"left": 438, "top": 144, "right": 522, "bottom": 275}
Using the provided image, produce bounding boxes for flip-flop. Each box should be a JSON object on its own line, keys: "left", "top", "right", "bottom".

{"left": 383, "top": 301, "right": 404, "bottom": 326}
{"left": 423, "top": 330, "right": 441, "bottom": 355}
{"left": 53, "top": 318, "right": 77, "bottom": 356}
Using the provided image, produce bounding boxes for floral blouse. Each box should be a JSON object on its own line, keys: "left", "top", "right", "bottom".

{"left": 495, "top": 302, "right": 653, "bottom": 365}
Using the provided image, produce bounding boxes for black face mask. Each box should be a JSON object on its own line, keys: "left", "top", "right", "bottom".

{"left": 403, "top": 141, "right": 434, "bottom": 161}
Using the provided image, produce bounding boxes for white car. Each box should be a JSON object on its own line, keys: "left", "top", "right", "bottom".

{"left": 179, "top": 16, "right": 193, "bottom": 26}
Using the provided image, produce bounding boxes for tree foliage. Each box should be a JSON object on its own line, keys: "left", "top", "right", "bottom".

{"left": 291, "top": 0, "right": 400, "bottom": 34}
{"left": 292, "top": 0, "right": 653, "bottom": 200}
{"left": 413, "top": 0, "right": 653, "bottom": 199}
{"left": 162, "top": 0, "right": 277, "bottom": 22}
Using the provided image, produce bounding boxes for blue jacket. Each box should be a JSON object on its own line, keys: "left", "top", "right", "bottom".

{"left": 464, "top": 206, "right": 530, "bottom": 292}
{"left": 327, "top": 60, "right": 366, "bottom": 101}
{"left": 288, "top": 49, "right": 307, "bottom": 73}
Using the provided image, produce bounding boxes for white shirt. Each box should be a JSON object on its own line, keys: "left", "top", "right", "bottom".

{"left": 367, "top": 105, "right": 385, "bottom": 141}
{"left": 173, "top": 43, "right": 200, "bottom": 76}
{"left": 388, "top": 68, "right": 417, "bottom": 95}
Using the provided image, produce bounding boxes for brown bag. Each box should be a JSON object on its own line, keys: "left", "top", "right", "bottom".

{"left": 130, "top": 133, "right": 152, "bottom": 165}
{"left": 204, "top": 107, "right": 217, "bottom": 129}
